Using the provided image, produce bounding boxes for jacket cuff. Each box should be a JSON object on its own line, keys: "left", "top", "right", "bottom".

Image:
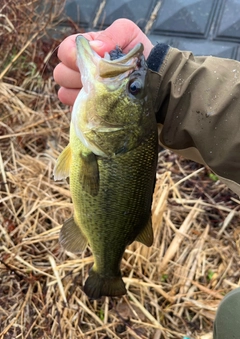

{"left": 147, "top": 43, "right": 170, "bottom": 72}
{"left": 147, "top": 44, "right": 170, "bottom": 124}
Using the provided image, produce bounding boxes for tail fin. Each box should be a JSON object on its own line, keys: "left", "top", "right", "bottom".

{"left": 83, "top": 269, "right": 126, "bottom": 299}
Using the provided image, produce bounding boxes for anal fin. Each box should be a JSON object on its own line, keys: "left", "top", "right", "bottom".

{"left": 135, "top": 217, "right": 153, "bottom": 247}
{"left": 59, "top": 216, "right": 88, "bottom": 253}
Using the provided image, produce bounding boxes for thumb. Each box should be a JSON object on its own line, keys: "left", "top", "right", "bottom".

{"left": 89, "top": 19, "right": 152, "bottom": 58}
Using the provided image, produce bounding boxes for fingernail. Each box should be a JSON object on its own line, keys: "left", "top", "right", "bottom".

{"left": 89, "top": 40, "right": 105, "bottom": 49}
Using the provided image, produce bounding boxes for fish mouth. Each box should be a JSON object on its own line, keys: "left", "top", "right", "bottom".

{"left": 76, "top": 36, "right": 99, "bottom": 75}
{"left": 76, "top": 35, "right": 144, "bottom": 79}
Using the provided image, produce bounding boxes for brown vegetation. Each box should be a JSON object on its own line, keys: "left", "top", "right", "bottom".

{"left": 0, "top": 1, "right": 240, "bottom": 338}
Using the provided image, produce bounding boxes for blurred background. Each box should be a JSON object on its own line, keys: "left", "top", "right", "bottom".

{"left": 63, "top": 0, "right": 240, "bottom": 59}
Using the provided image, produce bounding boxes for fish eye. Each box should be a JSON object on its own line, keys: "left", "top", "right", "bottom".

{"left": 128, "top": 79, "right": 142, "bottom": 97}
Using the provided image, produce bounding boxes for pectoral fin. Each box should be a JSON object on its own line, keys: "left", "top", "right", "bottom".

{"left": 135, "top": 217, "right": 153, "bottom": 247}
{"left": 80, "top": 151, "right": 99, "bottom": 196}
{"left": 54, "top": 144, "right": 71, "bottom": 180}
{"left": 59, "top": 216, "right": 88, "bottom": 253}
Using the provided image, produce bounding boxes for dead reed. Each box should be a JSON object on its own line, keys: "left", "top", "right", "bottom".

{"left": 0, "top": 1, "right": 240, "bottom": 338}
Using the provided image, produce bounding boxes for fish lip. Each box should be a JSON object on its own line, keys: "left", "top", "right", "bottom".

{"left": 76, "top": 35, "right": 96, "bottom": 57}
{"left": 109, "top": 43, "right": 144, "bottom": 64}
{"left": 75, "top": 35, "right": 101, "bottom": 90}
{"left": 99, "top": 43, "right": 144, "bottom": 78}
{"left": 76, "top": 35, "right": 100, "bottom": 67}
{"left": 75, "top": 35, "right": 144, "bottom": 78}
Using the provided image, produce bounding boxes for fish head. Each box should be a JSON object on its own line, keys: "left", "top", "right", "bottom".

{"left": 72, "top": 35, "right": 154, "bottom": 157}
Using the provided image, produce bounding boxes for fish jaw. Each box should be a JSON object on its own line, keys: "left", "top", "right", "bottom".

{"left": 75, "top": 35, "right": 143, "bottom": 95}
{"left": 74, "top": 36, "right": 107, "bottom": 156}
{"left": 75, "top": 35, "right": 100, "bottom": 91}
{"left": 75, "top": 35, "right": 143, "bottom": 82}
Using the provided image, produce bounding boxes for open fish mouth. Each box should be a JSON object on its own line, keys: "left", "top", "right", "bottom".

{"left": 76, "top": 35, "right": 144, "bottom": 79}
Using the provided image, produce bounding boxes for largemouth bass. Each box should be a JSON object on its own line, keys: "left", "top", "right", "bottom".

{"left": 54, "top": 36, "right": 158, "bottom": 299}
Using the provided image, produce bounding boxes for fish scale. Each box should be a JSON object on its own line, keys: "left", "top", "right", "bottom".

{"left": 71, "top": 128, "right": 158, "bottom": 273}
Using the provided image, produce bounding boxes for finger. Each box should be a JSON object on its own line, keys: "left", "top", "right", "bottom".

{"left": 92, "top": 18, "right": 153, "bottom": 58}
{"left": 95, "top": 19, "right": 139, "bottom": 51}
{"left": 57, "top": 87, "right": 80, "bottom": 106}
{"left": 53, "top": 62, "right": 82, "bottom": 88}
{"left": 57, "top": 34, "right": 79, "bottom": 71}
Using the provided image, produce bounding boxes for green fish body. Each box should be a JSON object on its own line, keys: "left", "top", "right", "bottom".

{"left": 54, "top": 36, "right": 158, "bottom": 299}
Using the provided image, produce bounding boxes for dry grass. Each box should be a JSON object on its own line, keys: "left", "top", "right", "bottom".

{"left": 1, "top": 1, "right": 240, "bottom": 339}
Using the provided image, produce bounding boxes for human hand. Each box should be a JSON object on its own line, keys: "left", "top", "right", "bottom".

{"left": 53, "top": 18, "right": 154, "bottom": 106}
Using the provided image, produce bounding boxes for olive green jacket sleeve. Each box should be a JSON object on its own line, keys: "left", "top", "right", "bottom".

{"left": 147, "top": 44, "right": 240, "bottom": 196}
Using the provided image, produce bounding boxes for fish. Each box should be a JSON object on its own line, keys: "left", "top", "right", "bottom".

{"left": 54, "top": 35, "right": 158, "bottom": 299}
